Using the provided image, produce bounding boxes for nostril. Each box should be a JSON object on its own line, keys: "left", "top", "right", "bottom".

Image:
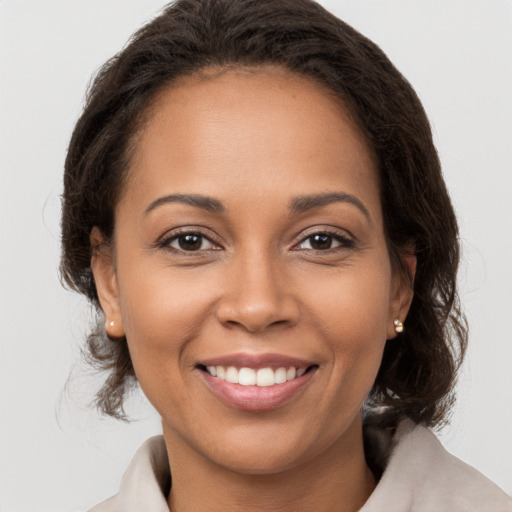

{"left": 269, "top": 319, "right": 290, "bottom": 327}
{"left": 220, "top": 316, "right": 295, "bottom": 333}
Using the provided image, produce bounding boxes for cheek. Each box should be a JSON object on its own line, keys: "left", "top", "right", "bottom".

{"left": 304, "top": 261, "right": 392, "bottom": 342}
{"left": 302, "top": 262, "right": 391, "bottom": 392}
{"left": 116, "top": 268, "right": 214, "bottom": 386}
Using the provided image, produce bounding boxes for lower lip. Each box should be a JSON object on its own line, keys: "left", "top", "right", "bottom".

{"left": 199, "top": 369, "right": 315, "bottom": 411}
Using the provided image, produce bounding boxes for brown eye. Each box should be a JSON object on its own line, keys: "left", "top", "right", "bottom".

{"left": 178, "top": 234, "right": 203, "bottom": 251}
{"left": 309, "top": 234, "right": 334, "bottom": 250}
{"left": 295, "top": 231, "right": 354, "bottom": 251}
{"left": 166, "top": 232, "right": 217, "bottom": 252}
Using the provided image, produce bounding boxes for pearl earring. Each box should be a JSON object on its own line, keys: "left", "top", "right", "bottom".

{"left": 109, "top": 320, "right": 115, "bottom": 327}
{"left": 394, "top": 318, "right": 404, "bottom": 333}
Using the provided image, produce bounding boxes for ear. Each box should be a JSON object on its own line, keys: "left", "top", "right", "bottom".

{"left": 387, "top": 248, "right": 416, "bottom": 340}
{"left": 90, "top": 227, "right": 125, "bottom": 340}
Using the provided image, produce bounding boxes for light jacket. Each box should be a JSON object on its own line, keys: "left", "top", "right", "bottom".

{"left": 89, "top": 420, "right": 512, "bottom": 511}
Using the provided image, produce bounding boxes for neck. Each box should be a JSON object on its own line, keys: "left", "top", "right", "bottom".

{"left": 164, "top": 417, "right": 376, "bottom": 512}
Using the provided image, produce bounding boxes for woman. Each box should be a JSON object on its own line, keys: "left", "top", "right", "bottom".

{"left": 60, "top": 0, "right": 512, "bottom": 510}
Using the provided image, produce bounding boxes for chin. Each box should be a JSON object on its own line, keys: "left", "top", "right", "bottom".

{"left": 177, "top": 414, "right": 351, "bottom": 477}
{"left": 208, "top": 441, "right": 313, "bottom": 476}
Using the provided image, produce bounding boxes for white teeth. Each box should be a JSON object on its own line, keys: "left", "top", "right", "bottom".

{"left": 274, "top": 367, "right": 287, "bottom": 384}
{"left": 256, "top": 368, "right": 275, "bottom": 386}
{"left": 225, "top": 366, "right": 239, "bottom": 384}
{"left": 205, "top": 365, "right": 309, "bottom": 386}
{"left": 238, "top": 367, "right": 256, "bottom": 385}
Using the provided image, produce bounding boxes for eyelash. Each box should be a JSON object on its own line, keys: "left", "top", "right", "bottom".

{"left": 156, "top": 229, "right": 221, "bottom": 253}
{"left": 293, "top": 230, "right": 355, "bottom": 252}
{"left": 156, "top": 228, "right": 355, "bottom": 254}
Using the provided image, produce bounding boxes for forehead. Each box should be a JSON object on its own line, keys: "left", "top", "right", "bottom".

{"left": 121, "top": 66, "right": 379, "bottom": 217}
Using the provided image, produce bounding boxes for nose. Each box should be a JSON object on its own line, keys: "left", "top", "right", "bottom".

{"left": 215, "top": 250, "right": 300, "bottom": 333}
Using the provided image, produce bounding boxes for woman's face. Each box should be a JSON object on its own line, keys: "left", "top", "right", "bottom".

{"left": 93, "top": 67, "right": 412, "bottom": 474}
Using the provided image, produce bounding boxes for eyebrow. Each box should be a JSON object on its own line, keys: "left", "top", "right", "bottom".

{"left": 144, "top": 194, "right": 225, "bottom": 216}
{"left": 143, "top": 191, "right": 370, "bottom": 219}
{"left": 289, "top": 192, "right": 370, "bottom": 220}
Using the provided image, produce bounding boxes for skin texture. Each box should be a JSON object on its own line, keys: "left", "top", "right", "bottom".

{"left": 92, "top": 66, "right": 414, "bottom": 512}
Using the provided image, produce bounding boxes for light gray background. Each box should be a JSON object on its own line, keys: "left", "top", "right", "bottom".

{"left": 1, "top": 1, "right": 511, "bottom": 511}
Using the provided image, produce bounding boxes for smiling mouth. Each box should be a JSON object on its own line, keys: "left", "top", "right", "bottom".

{"left": 197, "top": 364, "right": 317, "bottom": 387}
{"left": 196, "top": 356, "right": 318, "bottom": 410}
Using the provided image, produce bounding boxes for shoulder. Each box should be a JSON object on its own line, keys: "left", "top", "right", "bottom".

{"left": 88, "top": 436, "right": 170, "bottom": 512}
{"left": 361, "top": 420, "right": 512, "bottom": 512}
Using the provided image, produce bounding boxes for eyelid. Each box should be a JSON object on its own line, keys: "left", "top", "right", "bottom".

{"left": 291, "top": 226, "right": 355, "bottom": 251}
{"left": 156, "top": 226, "right": 223, "bottom": 251}
{"left": 153, "top": 225, "right": 355, "bottom": 253}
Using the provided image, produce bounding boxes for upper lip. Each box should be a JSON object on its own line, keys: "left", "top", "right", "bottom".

{"left": 197, "top": 353, "right": 316, "bottom": 370}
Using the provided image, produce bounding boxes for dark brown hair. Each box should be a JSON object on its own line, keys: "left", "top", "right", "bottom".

{"left": 61, "top": 0, "right": 467, "bottom": 425}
